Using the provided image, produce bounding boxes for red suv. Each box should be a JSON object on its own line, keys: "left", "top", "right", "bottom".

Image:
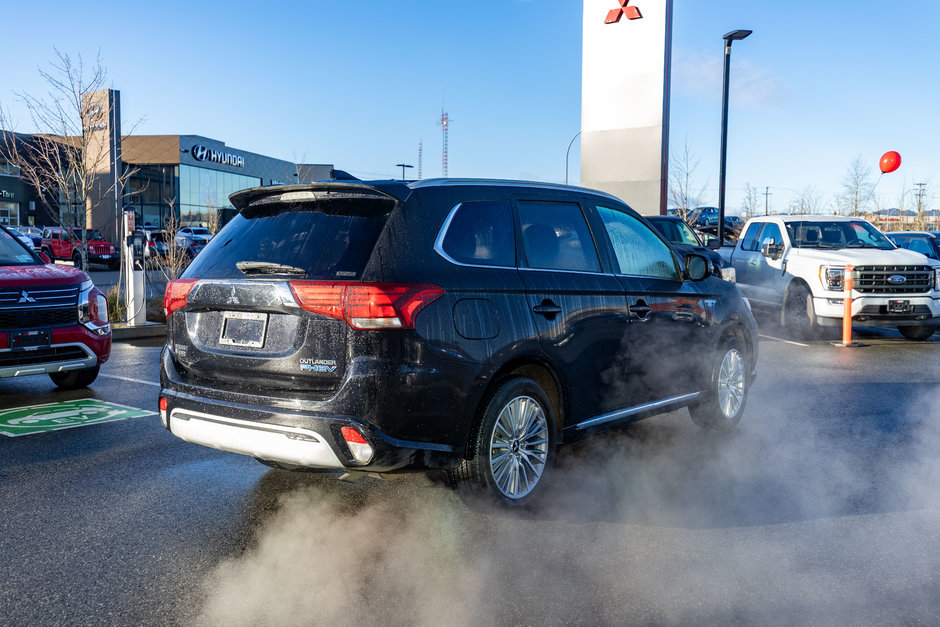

{"left": 41, "top": 226, "right": 120, "bottom": 270}
{"left": 1, "top": 225, "right": 111, "bottom": 388}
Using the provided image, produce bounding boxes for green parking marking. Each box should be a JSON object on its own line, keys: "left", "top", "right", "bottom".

{"left": 0, "top": 400, "right": 155, "bottom": 437}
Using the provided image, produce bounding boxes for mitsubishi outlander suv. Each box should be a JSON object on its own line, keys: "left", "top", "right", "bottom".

{"left": 1, "top": 225, "right": 111, "bottom": 388}
{"left": 160, "top": 180, "right": 758, "bottom": 507}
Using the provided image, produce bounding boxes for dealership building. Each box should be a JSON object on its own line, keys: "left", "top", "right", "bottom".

{"left": 0, "top": 89, "right": 332, "bottom": 239}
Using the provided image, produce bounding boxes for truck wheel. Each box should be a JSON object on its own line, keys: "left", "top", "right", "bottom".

{"left": 71, "top": 251, "right": 83, "bottom": 268}
{"left": 448, "top": 377, "right": 556, "bottom": 508}
{"left": 689, "top": 336, "right": 748, "bottom": 431}
{"left": 49, "top": 366, "right": 100, "bottom": 389}
{"left": 785, "top": 283, "right": 821, "bottom": 339}
{"left": 898, "top": 325, "right": 936, "bottom": 341}
{"left": 41, "top": 247, "right": 53, "bottom": 260}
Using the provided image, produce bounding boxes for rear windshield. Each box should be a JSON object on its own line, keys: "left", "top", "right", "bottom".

{"left": 183, "top": 203, "right": 390, "bottom": 280}
{"left": 0, "top": 228, "right": 39, "bottom": 265}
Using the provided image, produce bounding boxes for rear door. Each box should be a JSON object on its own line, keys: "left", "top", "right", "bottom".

{"left": 514, "top": 196, "right": 634, "bottom": 425}
{"left": 169, "top": 189, "right": 395, "bottom": 394}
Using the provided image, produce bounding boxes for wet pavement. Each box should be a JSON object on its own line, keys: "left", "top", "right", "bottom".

{"left": 1, "top": 327, "right": 938, "bottom": 625}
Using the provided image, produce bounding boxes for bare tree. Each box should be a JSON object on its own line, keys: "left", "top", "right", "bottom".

{"left": 205, "top": 200, "right": 221, "bottom": 236}
{"left": 0, "top": 50, "right": 136, "bottom": 271}
{"left": 788, "top": 186, "right": 825, "bottom": 215}
{"left": 741, "top": 183, "right": 761, "bottom": 218}
{"left": 838, "top": 156, "right": 874, "bottom": 217}
{"left": 668, "top": 138, "right": 709, "bottom": 222}
{"left": 154, "top": 197, "right": 191, "bottom": 285}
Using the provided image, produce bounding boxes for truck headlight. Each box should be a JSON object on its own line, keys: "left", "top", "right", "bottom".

{"left": 720, "top": 266, "right": 736, "bottom": 283}
{"left": 935, "top": 267, "right": 940, "bottom": 291}
{"left": 820, "top": 266, "right": 844, "bottom": 291}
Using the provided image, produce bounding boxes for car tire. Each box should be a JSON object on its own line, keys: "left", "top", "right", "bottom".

{"left": 689, "top": 336, "right": 749, "bottom": 431}
{"left": 448, "top": 377, "right": 557, "bottom": 508}
{"left": 49, "top": 366, "right": 100, "bottom": 389}
{"left": 898, "top": 324, "right": 937, "bottom": 341}
{"left": 71, "top": 251, "right": 83, "bottom": 269}
{"left": 785, "top": 282, "right": 821, "bottom": 340}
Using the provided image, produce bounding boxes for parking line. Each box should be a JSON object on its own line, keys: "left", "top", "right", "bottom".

{"left": 99, "top": 373, "right": 161, "bottom": 387}
{"left": 759, "top": 334, "right": 810, "bottom": 347}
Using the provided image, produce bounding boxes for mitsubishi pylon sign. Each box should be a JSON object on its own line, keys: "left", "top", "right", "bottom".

{"left": 582, "top": 0, "right": 673, "bottom": 215}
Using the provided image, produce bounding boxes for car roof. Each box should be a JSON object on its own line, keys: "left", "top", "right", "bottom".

{"left": 888, "top": 231, "right": 937, "bottom": 237}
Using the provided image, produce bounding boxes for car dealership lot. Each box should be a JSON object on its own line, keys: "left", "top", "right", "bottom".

{"left": 1, "top": 329, "right": 938, "bottom": 625}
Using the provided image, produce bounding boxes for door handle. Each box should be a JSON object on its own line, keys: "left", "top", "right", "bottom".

{"left": 628, "top": 300, "right": 651, "bottom": 319}
{"left": 533, "top": 302, "right": 562, "bottom": 316}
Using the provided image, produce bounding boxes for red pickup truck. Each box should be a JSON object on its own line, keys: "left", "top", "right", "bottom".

{"left": 41, "top": 226, "right": 120, "bottom": 270}
{"left": 1, "top": 225, "right": 111, "bottom": 388}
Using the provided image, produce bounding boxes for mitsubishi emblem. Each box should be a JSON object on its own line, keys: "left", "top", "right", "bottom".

{"left": 226, "top": 287, "right": 240, "bottom": 305}
{"left": 18, "top": 290, "right": 37, "bottom": 304}
{"left": 605, "top": 0, "right": 642, "bottom": 23}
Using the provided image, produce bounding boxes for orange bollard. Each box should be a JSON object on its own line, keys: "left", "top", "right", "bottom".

{"left": 835, "top": 264, "right": 862, "bottom": 347}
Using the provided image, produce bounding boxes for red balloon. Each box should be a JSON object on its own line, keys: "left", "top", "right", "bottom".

{"left": 880, "top": 151, "right": 901, "bottom": 174}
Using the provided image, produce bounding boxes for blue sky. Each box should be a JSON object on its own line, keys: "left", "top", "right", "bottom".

{"left": 2, "top": 1, "right": 938, "bottom": 214}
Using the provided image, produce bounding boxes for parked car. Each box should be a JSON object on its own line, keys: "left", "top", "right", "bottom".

{"left": 176, "top": 226, "right": 213, "bottom": 245}
{"left": 11, "top": 225, "right": 42, "bottom": 250}
{"left": 9, "top": 228, "right": 35, "bottom": 251}
{"left": 41, "top": 226, "right": 120, "bottom": 270}
{"left": 0, "top": 225, "right": 111, "bottom": 388}
{"left": 718, "top": 216, "right": 940, "bottom": 340}
{"left": 645, "top": 215, "right": 730, "bottom": 274}
{"left": 886, "top": 231, "right": 940, "bottom": 261}
{"left": 160, "top": 180, "right": 759, "bottom": 508}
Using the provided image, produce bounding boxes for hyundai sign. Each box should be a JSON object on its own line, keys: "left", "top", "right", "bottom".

{"left": 191, "top": 144, "right": 245, "bottom": 168}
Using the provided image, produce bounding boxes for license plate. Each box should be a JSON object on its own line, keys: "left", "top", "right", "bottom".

{"left": 219, "top": 311, "right": 268, "bottom": 348}
{"left": 10, "top": 329, "right": 51, "bottom": 351}
{"left": 100, "top": 254, "right": 111, "bottom": 259}
{"left": 888, "top": 300, "right": 913, "bottom": 314}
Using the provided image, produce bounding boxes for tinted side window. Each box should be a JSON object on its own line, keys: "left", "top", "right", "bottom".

{"left": 740, "top": 223, "right": 764, "bottom": 251}
{"left": 439, "top": 201, "right": 514, "bottom": 267}
{"left": 597, "top": 206, "right": 679, "bottom": 279}
{"left": 518, "top": 201, "right": 601, "bottom": 272}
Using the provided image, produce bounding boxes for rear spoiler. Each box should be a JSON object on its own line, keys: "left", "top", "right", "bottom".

{"left": 229, "top": 181, "right": 412, "bottom": 212}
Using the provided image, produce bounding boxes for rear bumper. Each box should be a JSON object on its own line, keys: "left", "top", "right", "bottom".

{"left": 159, "top": 383, "right": 460, "bottom": 473}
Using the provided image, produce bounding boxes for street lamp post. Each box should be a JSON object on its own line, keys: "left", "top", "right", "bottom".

{"left": 395, "top": 163, "right": 414, "bottom": 181}
{"left": 565, "top": 130, "right": 581, "bottom": 186}
{"left": 718, "top": 29, "right": 751, "bottom": 244}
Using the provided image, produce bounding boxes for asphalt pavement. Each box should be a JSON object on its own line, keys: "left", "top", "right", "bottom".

{"left": 0, "top": 325, "right": 938, "bottom": 625}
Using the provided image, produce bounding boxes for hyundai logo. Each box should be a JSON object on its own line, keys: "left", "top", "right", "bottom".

{"left": 191, "top": 145, "right": 209, "bottom": 161}
{"left": 888, "top": 275, "right": 907, "bottom": 285}
{"left": 85, "top": 104, "right": 103, "bottom": 121}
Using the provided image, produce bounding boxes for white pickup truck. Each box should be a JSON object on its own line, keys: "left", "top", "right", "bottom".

{"left": 718, "top": 215, "right": 940, "bottom": 340}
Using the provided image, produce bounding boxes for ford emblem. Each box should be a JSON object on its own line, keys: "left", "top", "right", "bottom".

{"left": 888, "top": 275, "right": 906, "bottom": 285}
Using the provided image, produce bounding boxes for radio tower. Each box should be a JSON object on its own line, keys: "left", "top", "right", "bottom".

{"left": 440, "top": 109, "right": 450, "bottom": 177}
{"left": 418, "top": 139, "right": 423, "bottom": 180}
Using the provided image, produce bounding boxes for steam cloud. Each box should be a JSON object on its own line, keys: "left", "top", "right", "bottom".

{"left": 193, "top": 365, "right": 940, "bottom": 625}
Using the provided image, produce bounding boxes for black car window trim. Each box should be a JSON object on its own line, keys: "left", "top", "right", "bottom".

{"left": 433, "top": 202, "right": 517, "bottom": 270}
{"left": 511, "top": 195, "right": 607, "bottom": 274}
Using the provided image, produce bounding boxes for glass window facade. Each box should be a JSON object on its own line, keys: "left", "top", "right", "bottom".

{"left": 123, "top": 164, "right": 260, "bottom": 230}
{"left": 179, "top": 165, "right": 260, "bottom": 227}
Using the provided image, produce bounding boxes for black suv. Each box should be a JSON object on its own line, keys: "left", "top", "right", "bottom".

{"left": 160, "top": 180, "right": 758, "bottom": 507}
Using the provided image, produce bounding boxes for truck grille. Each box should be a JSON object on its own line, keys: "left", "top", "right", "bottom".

{"left": 0, "top": 284, "right": 81, "bottom": 329}
{"left": 855, "top": 266, "right": 934, "bottom": 295}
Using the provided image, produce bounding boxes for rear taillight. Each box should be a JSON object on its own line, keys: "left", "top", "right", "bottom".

{"left": 164, "top": 279, "right": 198, "bottom": 317}
{"left": 289, "top": 282, "right": 444, "bottom": 330}
{"left": 159, "top": 397, "right": 168, "bottom": 428}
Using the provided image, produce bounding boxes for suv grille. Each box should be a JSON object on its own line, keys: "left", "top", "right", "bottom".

{"left": 0, "top": 284, "right": 80, "bottom": 329}
{"left": 855, "top": 266, "right": 934, "bottom": 295}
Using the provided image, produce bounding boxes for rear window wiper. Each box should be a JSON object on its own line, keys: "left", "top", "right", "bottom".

{"left": 236, "top": 261, "right": 306, "bottom": 275}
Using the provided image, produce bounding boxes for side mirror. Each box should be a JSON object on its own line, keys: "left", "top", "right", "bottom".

{"left": 706, "top": 238, "right": 722, "bottom": 250}
{"left": 39, "top": 252, "right": 52, "bottom": 264}
{"left": 684, "top": 253, "right": 710, "bottom": 281}
{"left": 761, "top": 241, "right": 784, "bottom": 261}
